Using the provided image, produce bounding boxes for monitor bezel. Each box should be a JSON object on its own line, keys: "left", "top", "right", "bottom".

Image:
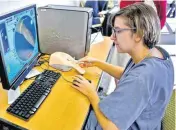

{"left": 0, "top": 4, "right": 40, "bottom": 90}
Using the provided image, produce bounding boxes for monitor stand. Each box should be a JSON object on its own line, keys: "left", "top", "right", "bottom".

{"left": 7, "top": 87, "right": 20, "bottom": 104}
{"left": 6, "top": 68, "right": 41, "bottom": 105}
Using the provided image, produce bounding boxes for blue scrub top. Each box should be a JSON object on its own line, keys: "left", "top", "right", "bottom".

{"left": 85, "top": 47, "right": 174, "bottom": 130}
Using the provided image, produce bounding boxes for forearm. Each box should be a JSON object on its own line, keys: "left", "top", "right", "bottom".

{"left": 89, "top": 92, "right": 119, "bottom": 130}
{"left": 95, "top": 60, "right": 124, "bottom": 79}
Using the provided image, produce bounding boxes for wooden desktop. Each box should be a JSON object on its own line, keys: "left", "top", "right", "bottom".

{"left": 0, "top": 37, "right": 113, "bottom": 130}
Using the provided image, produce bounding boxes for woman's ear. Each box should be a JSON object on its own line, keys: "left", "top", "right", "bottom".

{"left": 134, "top": 31, "right": 144, "bottom": 43}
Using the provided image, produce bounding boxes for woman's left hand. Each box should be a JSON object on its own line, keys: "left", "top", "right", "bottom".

{"left": 71, "top": 75, "right": 97, "bottom": 100}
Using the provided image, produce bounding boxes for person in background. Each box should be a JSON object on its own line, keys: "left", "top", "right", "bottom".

{"left": 84, "top": 0, "right": 108, "bottom": 25}
{"left": 71, "top": 3, "right": 174, "bottom": 130}
{"left": 120, "top": 0, "right": 167, "bottom": 29}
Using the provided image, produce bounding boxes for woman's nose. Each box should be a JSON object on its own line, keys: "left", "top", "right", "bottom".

{"left": 110, "top": 33, "right": 116, "bottom": 41}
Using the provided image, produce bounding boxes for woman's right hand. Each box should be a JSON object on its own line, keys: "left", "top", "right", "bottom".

{"left": 78, "top": 56, "right": 100, "bottom": 68}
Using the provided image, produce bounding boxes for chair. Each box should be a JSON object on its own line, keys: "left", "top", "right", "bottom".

{"left": 99, "top": 0, "right": 108, "bottom": 11}
{"left": 85, "top": 1, "right": 100, "bottom": 25}
{"left": 167, "top": 0, "right": 175, "bottom": 18}
{"left": 84, "top": 0, "right": 108, "bottom": 29}
{"left": 162, "top": 89, "right": 176, "bottom": 130}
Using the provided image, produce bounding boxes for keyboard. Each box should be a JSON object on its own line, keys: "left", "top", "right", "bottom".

{"left": 6, "top": 70, "right": 61, "bottom": 120}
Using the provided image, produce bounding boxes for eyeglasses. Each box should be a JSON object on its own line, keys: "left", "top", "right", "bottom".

{"left": 111, "top": 27, "right": 136, "bottom": 38}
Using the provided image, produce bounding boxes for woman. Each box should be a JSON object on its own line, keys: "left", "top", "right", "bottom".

{"left": 120, "top": 0, "right": 167, "bottom": 29}
{"left": 71, "top": 3, "right": 174, "bottom": 130}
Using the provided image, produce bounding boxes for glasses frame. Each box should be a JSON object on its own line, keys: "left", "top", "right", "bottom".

{"left": 112, "top": 27, "right": 136, "bottom": 38}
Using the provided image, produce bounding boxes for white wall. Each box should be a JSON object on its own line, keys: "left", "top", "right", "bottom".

{"left": 0, "top": 0, "right": 81, "bottom": 7}
{"left": 0, "top": 0, "right": 81, "bottom": 15}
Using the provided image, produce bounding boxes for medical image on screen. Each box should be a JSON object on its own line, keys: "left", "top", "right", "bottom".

{"left": 0, "top": 23, "right": 10, "bottom": 54}
{"left": 15, "top": 15, "right": 36, "bottom": 61}
{"left": 0, "top": 7, "right": 39, "bottom": 85}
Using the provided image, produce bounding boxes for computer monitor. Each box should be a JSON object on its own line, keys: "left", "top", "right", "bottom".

{"left": 0, "top": 4, "right": 40, "bottom": 90}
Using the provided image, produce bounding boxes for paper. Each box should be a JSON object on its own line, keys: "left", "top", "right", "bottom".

{"left": 8, "top": 87, "right": 20, "bottom": 104}
{"left": 25, "top": 68, "right": 41, "bottom": 79}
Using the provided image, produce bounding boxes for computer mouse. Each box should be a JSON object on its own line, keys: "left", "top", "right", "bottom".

{"left": 49, "top": 52, "right": 85, "bottom": 74}
{"left": 72, "top": 79, "right": 91, "bottom": 87}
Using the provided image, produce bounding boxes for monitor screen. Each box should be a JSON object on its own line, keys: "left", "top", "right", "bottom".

{"left": 0, "top": 5, "right": 39, "bottom": 90}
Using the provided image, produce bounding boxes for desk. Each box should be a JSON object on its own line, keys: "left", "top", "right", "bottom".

{"left": 0, "top": 37, "right": 113, "bottom": 130}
